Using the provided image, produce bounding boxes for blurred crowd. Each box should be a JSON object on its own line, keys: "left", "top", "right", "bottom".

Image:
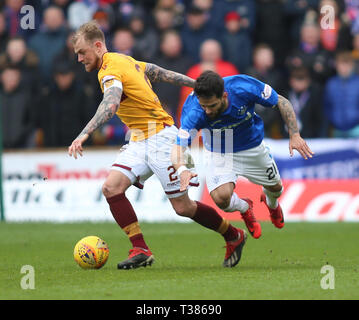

{"left": 1, "top": 0, "right": 359, "bottom": 150}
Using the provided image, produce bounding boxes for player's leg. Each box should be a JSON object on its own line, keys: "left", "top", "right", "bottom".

{"left": 169, "top": 193, "right": 239, "bottom": 242}
{"left": 209, "top": 182, "right": 261, "bottom": 239}
{"left": 261, "top": 182, "right": 283, "bottom": 209}
{"left": 239, "top": 141, "right": 284, "bottom": 228}
{"left": 149, "top": 126, "right": 239, "bottom": 242}
{"left": 103, "top": 170, "right": 149, "bottom": 251}
{"left": 205, "top": 152, "right": 262, "bottom": 239}
{"left": 148, "top": 126, "right": 247, "bottom": 267}
{"left": 104, "top": 144, "right": 154, "bottom": 269}
{"left": 210, "top": 181, "right": 246, "bottom": 212}
{"left": 168, "top": 193, "right": 247, "bottom": 268}
{"left": 261, "top": 181, "right": 284, "bottom": 229}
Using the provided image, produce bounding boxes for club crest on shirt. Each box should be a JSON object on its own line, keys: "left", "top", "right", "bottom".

{"left": 104, "top": 79, "right": 114, "bottom": 89}
{"left": 237, "top": 105, "right": 247, "bottom": 116}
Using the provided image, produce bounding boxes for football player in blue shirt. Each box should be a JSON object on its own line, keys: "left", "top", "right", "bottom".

{"left": 172, "top": 70, "right": 314, "bottom": 239}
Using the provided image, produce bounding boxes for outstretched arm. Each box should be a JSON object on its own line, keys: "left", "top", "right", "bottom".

{"left": 68, "top": 86, "right": 122, "bottom": 159}
{"left": 276, "top": 94, "right": 314, "bottom": 159}
{"left": 277, "top": 95, "right": 300, "bottom": 137}
{"left": 145, "top": 63, "right": 195, "bottom": 88}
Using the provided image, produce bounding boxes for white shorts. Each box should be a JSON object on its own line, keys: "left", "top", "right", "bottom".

{"left": 205, "top": 140, "right": 281, "bottom": 193}
{"left": 111, "top": 125, "right": 199, "bottom": 198}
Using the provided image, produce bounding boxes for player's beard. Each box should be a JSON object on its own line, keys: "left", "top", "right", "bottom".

{"left": 84, "top": 56, "right": 100, "bottom": 72}
{"left": 208, "top": 99, "right": 228, "bottom": 119}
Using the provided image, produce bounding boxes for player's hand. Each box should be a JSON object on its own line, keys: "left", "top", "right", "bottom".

{"left": 179, "top": 170, "right": 198, "bottom": 192}
{"left": 68, "top": 134, "right": 89, "bottom": 159}
{"left": 289, "top": 133, "right": 314, "bottom": 160}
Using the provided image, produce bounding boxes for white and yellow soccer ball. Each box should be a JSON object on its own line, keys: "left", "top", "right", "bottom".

{"left": 74, "top": 236, "right": 109, "bottom": 269}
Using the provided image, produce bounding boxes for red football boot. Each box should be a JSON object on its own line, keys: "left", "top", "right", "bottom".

{"left": 260, "top": 193, "right": 285, "bottom": 229}
{"left": 117, "top": 247, "right": 154, "bottom": 269}
{"left": 223, "top": 229, "right": 247, "bottom": 268}
{"left": 240, "top": 198, "right": 262, "bottom": 239}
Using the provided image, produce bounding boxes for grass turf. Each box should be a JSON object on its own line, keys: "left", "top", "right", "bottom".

{"left": 0, "top": 221, "right": 358, "bottom": 300}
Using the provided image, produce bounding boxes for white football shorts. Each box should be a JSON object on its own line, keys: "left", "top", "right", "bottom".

{"left": 110, "top": 125, "right": 199, "bottom": 198}
{"left": 205, "top": 140, "right": 281, "bottom": 193}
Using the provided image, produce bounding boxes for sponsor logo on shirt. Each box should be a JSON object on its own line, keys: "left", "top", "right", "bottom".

{"left": 261, "top": 84, "right": 272, "bottom": 100}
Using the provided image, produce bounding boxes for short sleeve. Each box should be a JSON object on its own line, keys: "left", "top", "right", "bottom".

{"left": 244, "top": 76, "right": 279, "bottom": 107}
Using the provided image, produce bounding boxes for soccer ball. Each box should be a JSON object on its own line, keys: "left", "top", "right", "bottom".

{"left": 74, "top": 236, "right": 109, "bottom": 269}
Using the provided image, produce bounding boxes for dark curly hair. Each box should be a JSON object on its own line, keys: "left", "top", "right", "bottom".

{"left": 194, "top": 70, "right": 224, "bottom": 99}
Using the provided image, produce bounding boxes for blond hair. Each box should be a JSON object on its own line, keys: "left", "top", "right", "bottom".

{"left": 72, "top": 20, "right": 105, "bottom": 45}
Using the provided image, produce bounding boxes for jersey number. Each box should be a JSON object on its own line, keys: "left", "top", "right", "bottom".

{"left": 266, "top": 164, "right": 278, "bottom": 180}
{"left": 167, "top": 166, "right": 177, "bottom": 182}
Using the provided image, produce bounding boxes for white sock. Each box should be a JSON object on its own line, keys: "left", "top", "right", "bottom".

{"left": 263, "top": 187, "right": 283, "bottom": 209}
{"left": 224, "top": 193, "right": 249, "bottom": 213}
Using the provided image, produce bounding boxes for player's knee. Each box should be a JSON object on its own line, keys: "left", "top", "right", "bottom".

{"left": 174, "top": 206, "right": 189, "bottom": 217}
{"left": 213, "top": 195, "right": 231, "bottom": 210}
{"left": 264, "top": 182, "right": 283, "bottom": 194}
{"left": 102, "top": 171, "right": 132, "bottom": 198}
{"left": 170, "top": 195, "right": 197, "bottom": 218}
{"left": 102, "top": 182, "right": 126, "bottom": 198}
{"left": 102, "top": 183, "right": 114, "bottom": 198}
{"left": 173, "top": 200, "right": 196, "bottom": 217}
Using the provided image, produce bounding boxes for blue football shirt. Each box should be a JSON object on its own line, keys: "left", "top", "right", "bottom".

{"left": 176, "top": 75, "right": 279, "bottom": 153}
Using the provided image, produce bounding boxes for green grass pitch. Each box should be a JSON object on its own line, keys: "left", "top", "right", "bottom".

{"left": 0, "top": 221, "right": 358, "bottom": 300}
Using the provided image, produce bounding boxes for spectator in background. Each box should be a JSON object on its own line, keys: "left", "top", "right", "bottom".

{"left": 51, "top": 0, "right": 72, "bottom": 19}
{"left": 286, "top": 21, "right": 335, "bottom": 86}
{"left": 323, "top": 51, "right": 359, "bottom": 138}
{"left": 344, "top": 0, "right": 359, "bottom": 35}
{"left": 0, "top": 36, "right": 40, "bottom": 95}
{"left": 351, "top": 32, "right": 359, "bottom": 72}
{"left": 0, "top": 11, "right": 9, "bottom": 52}
{"left": 153, "top": 5, "right": 178, "bottom": 36}
{"left": 221, "top": 11, "right": 252, "bottom": 73}
{"left": 93, "top": 8, "right": 116, "bottom": 50}
{"left": 0, "top": 66, "right": 36, "bottom": 149}
{"left": 152, "top": 29, "right": 193, "bottom": 120}
{"left": 129, "top": 11, "right": 159, "bottom": 62}
{"left": 3, "top": 0, "right": 24, "bottom": 38}
{"left": 36, "top": 61, "right": 95, "bottom": 147}
{"left": 112, "top": 0, "right": 137, "bottom": 27}
{"left": 112, "top": 28, "right": 144, "bottom": 61}
{"left": 28, "top": 6, "right": 68, "bottom": 84}
{"left": 3, "top": 0, "right": 38, "bottom": 39}
{"left": 283, "top": 0, "right": 319, "bottom": 48}
{"left": 246, "top": 44, "right": 284, "bottom": 92}
{"left": 282, "top": 67, "right": 324, "bottom": 138}
{"left": 185, "top": 37, "right": 239, "bottom": 79}
{"left": 180, "top": 4, "right": 218, "bottom": 63}
{"left": 155, "top": 0, "right": 185, "bottom": 27}
{"left": 246, "top": 43, "right": 284, "bottom": 138}
{"left": 224, "top": 0, "right": 256, "bottom": 34}
{"left": 53, "top": 30, "right": 101, "bottom": 104}
{"left": 255, "top": 0, "right": 289, "bottom": 66}
{"left": 318, "top": 0, "right": 352, "bottom": 52}
{"left": 67, "top": 0, "right": 99, "bottom": 30}
{"left": 177, "top": 38, "right": 238, "bottom": 124}
{"left": 192, "top": 0, "right": 228, "bottom": 32}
